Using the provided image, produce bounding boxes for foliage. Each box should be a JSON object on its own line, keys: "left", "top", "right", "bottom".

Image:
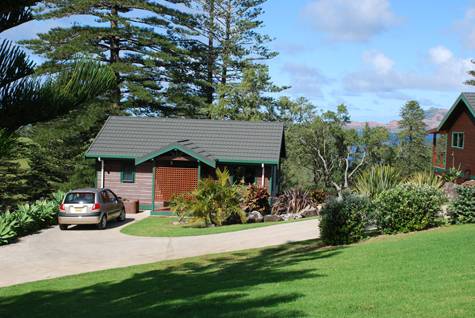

{"left": 0, "top": 190, "right": 64, "bottom": 245}
{"left": 406, "top": 171, "right": 443, "bottom": 189}
{"left": 297, "top": 105, "right": 366, "bottom": 196}
{"left": 308, "top": 188, "right": 327, "bottom": 205}
{"left": 373, "top": 184, "right": 446, "bottom": 234}
{"left": 449, "top": 186, "right": 475, "bottom": 224}
{"left": 319, "top": 192, "right": 371, "bottom": 245}
{"left": 242, "top": 184, "right": 270, "bottom": 214}
{"left": 396, "top": 100, "right": 431, "bottom": 175}
{"left": 0, "top": 39, "right": 116, "bottom": 132}
{"left": 0, "top": 0, "right": 36, "bottom": 32}
{"left": 22, "top": 0, "right": 197, "bottom": 114}
{"left": 184, "top": 0, "right": 277, "bottom": 105}
{"left": 169, "top": 193, "right": 191, "bottom": 223}
{"left": 354, "top": 165, "right": 402, "bottom": 199}
{"left": 169, "top": 169, "right": 245, "bottom": 226}
{"left": 442, "top": 167, "right": 462, "bottom": 183}
{"left": 272, "top": 188, "right": 314, "bottom": 215}
{"left": 0, "top": 128, "right": 16, "bottom": 158}
{"left": 361, "top": 123, "right": 395, "bottom": 166}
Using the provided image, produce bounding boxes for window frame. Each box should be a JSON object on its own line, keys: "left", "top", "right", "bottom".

{"left": 451, "top": 132, "right": 465, "bottom": 149}
{"left": 120, "top": 161, "right": 136, "bottom": 183}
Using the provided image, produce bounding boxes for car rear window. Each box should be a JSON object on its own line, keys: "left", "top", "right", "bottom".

{"left": 64, "top": 192, "right": 95, "bottom": 204}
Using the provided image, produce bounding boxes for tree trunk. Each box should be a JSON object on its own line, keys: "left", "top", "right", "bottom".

{"left": 221, "top": 0, "right": 232, "bottom": 85}
{"left": 206, "top": 0, "right": 215, "bottom": 104}
{"left": 110, "top": 5, "right": 121, "bottom": 109}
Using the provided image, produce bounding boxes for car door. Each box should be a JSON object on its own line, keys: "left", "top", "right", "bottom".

{"left": 100, "top": 191, "right": 112, "bottom": 220}
{"left": 106, "top": 190, "right": 120, "bottom": 218}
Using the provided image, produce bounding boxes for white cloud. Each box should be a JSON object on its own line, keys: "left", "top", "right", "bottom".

{"left": 302, "top": 0, "right": 399, "bottom": 42}
{"left": 363, "top": 51, "right": 394, "bottom": 74}
{"left": 343, "top": 47, "right": 473, "bottom": 94}
{"left": 429, "top": 46, "right": 453, "bottom": 64}
{"left": 281, "top": 63, "right": 330, "bottom": 98}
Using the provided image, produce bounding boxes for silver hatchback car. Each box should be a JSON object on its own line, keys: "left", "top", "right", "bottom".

{"left": 58, "top": 188, "right": 126, "bottom": 230}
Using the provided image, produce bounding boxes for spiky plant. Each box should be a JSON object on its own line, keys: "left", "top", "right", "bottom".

{"left": 354, "top": 165, "right": 403, "bottom": 199}
{"left": 406, "top": 171, "right": 443, "bottom": 188}
{"left": 272, "top": 188, "right": 314, "bottom": 215}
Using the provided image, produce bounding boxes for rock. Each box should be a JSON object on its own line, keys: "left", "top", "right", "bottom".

{"left": 300, "top": 205, "right": 319, "bottom": 218}
{"left": 443, "top": 182, "right": 459, "bottom": 200}
{"left": 462, "top": 180, "right": 475, "bottom": 188}
{"left": 280, "top": 213, "right": 303, "bottom": 221}
{"left": 263, "top": 214, "right": 282, "bottom": 222}
{"left": 247, "top": 211, "right": 264, "bottom": 223}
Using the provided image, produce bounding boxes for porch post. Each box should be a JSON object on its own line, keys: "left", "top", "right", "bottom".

{"left": 261, "top": 163, "right": 265, "bottom": 187}
{"left": 99, "top": 157, "right": 104, "bottom": 188}
{"left": 198, "top": 161, "right": 201, "bottom": 180}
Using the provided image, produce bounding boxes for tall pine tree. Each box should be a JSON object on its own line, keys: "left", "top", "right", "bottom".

{"left": 22, "top": 0, "right": 194, "bottom": 115}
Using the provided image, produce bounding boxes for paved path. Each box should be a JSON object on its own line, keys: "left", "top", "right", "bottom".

{"left": 0, "top": 214, "right": 319, "bottom": 287}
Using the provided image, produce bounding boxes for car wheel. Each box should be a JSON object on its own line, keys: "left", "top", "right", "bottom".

{"left": 97, "top": 215, "right": 107, "bottom": 230}
{"left": 59, "top": 224, "right": 68, "bottom": 231}
{"left": 117, "top": 208, "right": 126, "bottom": 222}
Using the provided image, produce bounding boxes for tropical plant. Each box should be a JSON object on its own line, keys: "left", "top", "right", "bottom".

{"left": 0, "top": 216, "right": 16, "bottom": 245}
{"left": 354, "top": 165, "right": 402, "bottom": 199}
{"left": 169, "top": 169, "right": 245, "bottom": 226}
{"left": 449, "top": 186, "right": 475, "bottom": 224}
{"left": 242, "top": 184, "right": 270, "bottom": 214}
{"left": 319, "top": 192, "right": 371, "bottom": 245}
{"left": 272, "top": 188, "right": 315, "bottom": 215}
{"left": 373, "top": 184, "right": 446, "bottom": 234}
{"left": 406, "top": 171, "right": 443, "bottom": 188}
{"left": 442, "top": 167, "right": 462, "bottom": 183}
{"left": 169, "top": 193, "right": 192, "bottom": 223}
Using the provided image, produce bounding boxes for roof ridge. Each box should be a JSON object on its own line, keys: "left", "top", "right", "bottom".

{"left": 108, "top": 115, "right": 284, "bottom": 126}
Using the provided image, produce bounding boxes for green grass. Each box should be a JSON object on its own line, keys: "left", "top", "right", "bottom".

{"left": 1, "top": 225, "right": 475, "bottom": 317}
{"left": 121, "top": 216, "right": 314, "bottom": 237}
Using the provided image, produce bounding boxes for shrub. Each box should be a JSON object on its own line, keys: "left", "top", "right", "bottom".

{"left": 449, "top": 186, "right": 475, "bottom": 224}
{"left": 169, "top": 193, "right": 192, "bottom": 223}
{"left": 406, "top": 171, "right": 443, "bottom": 188}
{"left": 169, "top": 169, "right": 245, "bottom": 226}
{"left": 242, "top": 185, "right": 270, "bottom": 214}
{"left": 354, "top": 165, "right": 402, "bottom": 199}
{"left": 373, "top": 184, "right": 446, "bottom": 234}
{"left": 319, "top": 192, "right": 371, "bottom": 245}
{"left": 0, "top": 190, "right": 65, "bottom": 245}
{"left": 272, "top": 188, "right": 315, "bottom": 214}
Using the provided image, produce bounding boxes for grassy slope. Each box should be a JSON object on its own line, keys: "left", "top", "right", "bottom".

{"left": 1, "top": 225, "right": 475, "bottom": 318}
{"left": 121, "top": 216, "right": 314, "bottom": 237}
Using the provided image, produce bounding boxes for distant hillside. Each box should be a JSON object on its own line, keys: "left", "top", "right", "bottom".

{"left": 347, "top": 107, "right": 448, "bottom": 131}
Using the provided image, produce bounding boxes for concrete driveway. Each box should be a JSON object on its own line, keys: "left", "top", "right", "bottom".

{"left": 0, "top": 214, "right": 319, "bottom": 287}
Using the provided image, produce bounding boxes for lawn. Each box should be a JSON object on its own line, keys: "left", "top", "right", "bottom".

{"left": 1, "top": 225, "right": 475, "bottom": 318}
{"left": 121, "top": 216, "right": 315, "bottom": 237}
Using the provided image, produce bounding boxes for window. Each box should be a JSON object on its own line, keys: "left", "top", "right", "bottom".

{"left": 64, "top": 192, "right": 95, "bottom": 204}
{"left": 121, "top": 161, "right": 135, "bottom": 183}
{"left": 452, "top": 132, "right": 464, "bottom": 149}
{"left": 105, "top": 190, "right": 118, "bottom": 203}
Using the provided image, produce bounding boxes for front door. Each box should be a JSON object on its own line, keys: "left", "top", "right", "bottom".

{"left": 155, "top": 164, "right": 198, "bottom": 204}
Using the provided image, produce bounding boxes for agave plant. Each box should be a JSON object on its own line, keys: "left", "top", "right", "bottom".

{"left": 272, "top": 188, "right": 314, "bottom": 215}
{"left": 354, "top": 165, "right": 403, "bottom": 199}
{"left": 406, "top": 171, "right": 443, "bottom": 188}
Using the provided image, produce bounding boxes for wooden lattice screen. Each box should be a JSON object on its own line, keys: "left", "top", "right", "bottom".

{"left": 155, "top": 166, "right": 198, "bottom": 202}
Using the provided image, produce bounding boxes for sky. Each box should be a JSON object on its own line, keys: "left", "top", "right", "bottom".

{"left": 2, "top": 0, "right": 475, "bottom": 122}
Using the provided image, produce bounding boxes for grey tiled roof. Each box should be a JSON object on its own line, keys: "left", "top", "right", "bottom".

{"left": 86, "top": 116, "right": 285, "bottom": 164}
{"left": 462, "top": 92, "right": 475, "bottom": 109}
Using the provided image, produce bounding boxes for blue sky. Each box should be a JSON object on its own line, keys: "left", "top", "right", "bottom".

{"left": 2, "top": 0, "right": 475, "bottom": 122}
{"left": 261, "top": 0, "right": 475, "bottom": 121}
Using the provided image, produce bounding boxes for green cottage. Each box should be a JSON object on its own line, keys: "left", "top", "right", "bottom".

{"left": 86, "top": 117, "right": 286, "bottom": 212}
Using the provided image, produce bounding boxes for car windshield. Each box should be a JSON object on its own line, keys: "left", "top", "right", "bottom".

{"left": 64, "top": 192, "right": 95, "bottom": 204}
